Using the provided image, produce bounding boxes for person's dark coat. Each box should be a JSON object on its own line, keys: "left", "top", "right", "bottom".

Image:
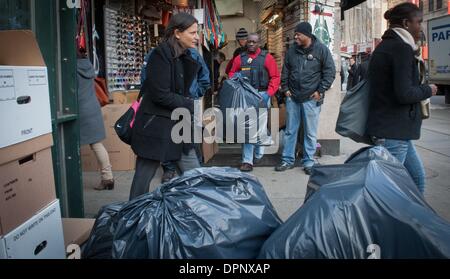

{"left": 281, "top": 35, "right": 336, "bottom": 104}
{"left": 131, "top": 42, "right": 198, "bottom": 162}
{"left": 77, "top": 58, "right": 106, "bottom": 145}
{"left": 367, "top": 29, "right": 432, "bottom": 140}
{"left": 347, "top": 63, "right": 359, "bottom": 89}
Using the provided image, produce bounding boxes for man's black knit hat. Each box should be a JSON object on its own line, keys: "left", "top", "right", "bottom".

{"left": 295, "top": 22, "right": 313, "bottom": 38}
{"left": 235, "top": 28, "right": 248, "bottom": 40}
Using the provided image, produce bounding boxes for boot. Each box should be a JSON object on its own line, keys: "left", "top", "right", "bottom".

{"left": 94, "top": 179, "right": 114, "bottom": 190}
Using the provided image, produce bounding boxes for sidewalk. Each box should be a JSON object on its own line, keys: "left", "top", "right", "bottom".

{"left": 83, "top": 96, "right": 450, "bottom": 222}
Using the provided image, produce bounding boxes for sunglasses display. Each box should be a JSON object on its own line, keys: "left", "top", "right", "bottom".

{"left": 104, "top": 7, "right": 152, "bottom": 92}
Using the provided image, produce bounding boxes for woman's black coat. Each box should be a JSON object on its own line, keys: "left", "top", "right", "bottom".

{"left": 131, "top": 42, "right": 199, "bottom": 161}
{"left": 367, "top": 29, "right": 432, "bottom": 140}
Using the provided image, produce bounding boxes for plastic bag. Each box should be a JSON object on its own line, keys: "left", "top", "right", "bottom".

{"left": 218, "top": 74, "right": 271, "bottom": 145}
{"left": 82, "top": 202, "right": 124, "bottom": 259}
{"left": 259, "top": 146, "right": 450, "bottom": 259}
{"left": 335, "top": 80, "right": 373, "bottom": 145}
{"left": 84, "top": 167, "right": 282, "bottom": 259}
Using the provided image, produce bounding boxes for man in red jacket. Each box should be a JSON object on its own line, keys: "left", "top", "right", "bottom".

{"left": 229, "top": 33, "right": 281, "bottom": 172}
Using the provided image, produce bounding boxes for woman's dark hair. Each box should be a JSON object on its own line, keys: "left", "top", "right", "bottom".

{"left": 384, "top": 2, "right": 421, "bottom": 27}
{"left": 163, "top": 13, "right": 198, "bottom": 57}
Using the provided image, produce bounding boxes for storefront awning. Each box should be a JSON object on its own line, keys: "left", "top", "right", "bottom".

{"left": 341, "top": 0, "right": 366, "bottom": 20}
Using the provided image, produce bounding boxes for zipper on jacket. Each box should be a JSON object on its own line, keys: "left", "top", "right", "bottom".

{"left": 143, "top": 115, "right": 156, "bottom": 129}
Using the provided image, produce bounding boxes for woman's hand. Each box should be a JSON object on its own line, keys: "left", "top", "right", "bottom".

{"left": 429, "top": 84, "right": 438, "bottom": 96}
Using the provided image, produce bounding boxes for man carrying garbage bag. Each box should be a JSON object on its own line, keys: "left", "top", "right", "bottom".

{"left": 228, "top": 33, "right": 280, "bottom": 172}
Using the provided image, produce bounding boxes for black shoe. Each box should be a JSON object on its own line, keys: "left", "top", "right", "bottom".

{"left": 275, "top": 162, "right": 294, "bottom": 172}
{"left": 304, "top": 167, "right": 312, "bottom": 175}
{"left": 240, "top": 163, "right": 253, "bottom": 172}
{"left": 161, "top": 170, "right": 177, "bottom": 183}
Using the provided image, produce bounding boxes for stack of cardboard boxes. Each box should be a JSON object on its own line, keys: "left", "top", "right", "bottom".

{"left": 0, "top": 30, "right": 65, "bottom": 259}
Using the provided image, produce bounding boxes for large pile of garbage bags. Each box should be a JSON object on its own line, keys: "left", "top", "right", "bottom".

{"left": 83, "top": 147, "right": 450, "bottom": 259}
{"left": 83, "top": 167, "right": 282, "bottom": 259}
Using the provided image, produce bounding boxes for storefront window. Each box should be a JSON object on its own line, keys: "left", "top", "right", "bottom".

{"left": 0, "top": 0, "right": 31, "bottom": 30}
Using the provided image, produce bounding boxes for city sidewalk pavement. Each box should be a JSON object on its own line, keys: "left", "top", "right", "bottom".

{"left": 83, "top": 96, "right": 450, "bottom": 222}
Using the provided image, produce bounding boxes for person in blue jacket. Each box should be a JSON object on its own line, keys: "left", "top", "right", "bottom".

{"left": 141, "top": 47, "right": 211, "bottom": 182}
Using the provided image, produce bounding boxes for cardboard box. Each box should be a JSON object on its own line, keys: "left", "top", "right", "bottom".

{"left": 62, "top": 218, "right": 95, "bottom": 258}
{"left": 62, "top": 218, "right": 95, "bottom": 248}
{"left": 81, "top": 104, "right": 136, "bottom": 171}
{"left": 202, "top": 114, "right": 219, "bottom": 163}
{"left": 0, "top": 200, "right": 65, "bottom": 259}
{"left": 112, "top": 90, "right": 139, "bottom": 104}
{"left": 202, "top": 141, "right": 219, "bottom": 164}
{"left": 0, "top": 134, "right": 56, "bottom": 236}
{"left": 0, "top": 30, "right": 52, "bottom": 148}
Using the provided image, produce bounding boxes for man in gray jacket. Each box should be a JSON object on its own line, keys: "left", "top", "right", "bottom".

{"left": 275, "top": 22, "right": 335, "bottom": 174}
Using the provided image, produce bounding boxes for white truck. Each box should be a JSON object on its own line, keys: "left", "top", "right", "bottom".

{"left": 427, "top": 15, "right": 450, "bottom": 103}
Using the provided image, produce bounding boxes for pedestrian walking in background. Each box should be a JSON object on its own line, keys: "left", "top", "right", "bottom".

{"left": 77, "top": 49, "right": 114, "bottom": 190}
{"left": 347, "top": 56, "right": 359, "bottom": 90}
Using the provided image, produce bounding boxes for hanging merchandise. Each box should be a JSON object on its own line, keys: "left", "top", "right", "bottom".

{"left": 76, "top": 0, "right": 88, "bottom": 52}
{"left": 104, "top": 7, "right": 152, "bottom": 93}
{"left": 161, "top": 10, "right": 171, "bottom": 27}
{"left": 202, "top": 0, "right": 226, "bottom": 50}
{"left": 212, "top": 0, "right": 226, "bottom": 48}
{"left": 92, "top": 24, "right": 100, "bottom": 75}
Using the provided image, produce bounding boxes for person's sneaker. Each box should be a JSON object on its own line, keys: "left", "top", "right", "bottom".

{"left": 161, "top": 170, "right": 178, "bottom": 183}
{"left": 303, "top": 167, "right": 313, "bottom": 175}
{"left": 240, "top": 163, "right": 253, "bottom": 172}
{"left": 275, "top": 162, "right": 294, "bottom": 172}
{"left": 94, "top": 179, "right": 114, "bottom": 190}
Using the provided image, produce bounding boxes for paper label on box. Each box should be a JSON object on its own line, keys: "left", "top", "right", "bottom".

{"left": 27, "top": 70, "right": 47, "bottom": 86}
{"left": 0, "top": 66, "right": 52, "bottom": 148}
{"left": 0, "top": 69, "right": 15, "bottom": 101}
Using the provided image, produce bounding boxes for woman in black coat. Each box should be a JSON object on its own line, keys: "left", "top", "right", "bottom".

{"left": 367, "top": 3, "right": 438, "bottom": 194}
{"left": 129, "top": 13, "right": 201, "bottom": 200}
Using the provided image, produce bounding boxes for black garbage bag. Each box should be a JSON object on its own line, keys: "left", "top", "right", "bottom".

{"left": 335, "top": 80, "right": 373, "bottom": 145}
{"left": 259, "top": 146, "right": 450, "bottom": 259}
{"left": 83, "top": 167, "right": 282, "bottom": 259}
{"left": 218, "top": 74, "right": 271, "bottom": 145}
{"left": 82, "top": 202, "right": 124, "bottom": 259}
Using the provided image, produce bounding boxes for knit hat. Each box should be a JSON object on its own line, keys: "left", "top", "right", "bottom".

{"left": 235, "top": 28, "right": 248, "bottom": 40}
{"left": 295, "top": 22, "right": 313, "bottom": 38}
